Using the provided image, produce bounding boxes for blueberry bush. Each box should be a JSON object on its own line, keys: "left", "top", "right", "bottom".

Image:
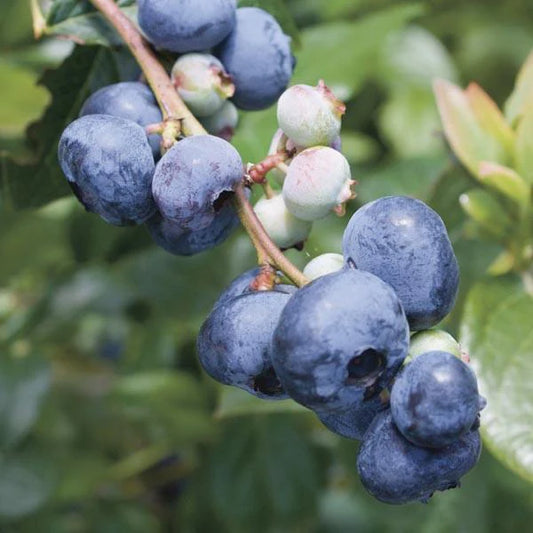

{"left": 0, "top": 0, "right": 533, "bottom": 530}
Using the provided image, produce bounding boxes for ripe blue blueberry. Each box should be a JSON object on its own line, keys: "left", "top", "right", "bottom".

{"left": 357, "top": 410, "right": 482, "bottom": 504}
{"left": 316, "top": 394, "right": 386, "bottom": 440}
{"left": 215, "top": 7, "right": 294, "bottom": 111}
{"left": 58, "top": 115, "right": 156, "bottom": 226}
{"left": 200, "top": 101, "right": 239, "bottom": 141}
{"left": 171, "top": 54, "right": 235, "bottom": 118}
{"left": 146, "top": 200, "right": 240, "bottom": 257}
{"left": 342, "top": 196, "right": 459, "bottom": 331}
{"left": 151, "top": 135, "right": 243, "bottom": 232}
{"left": 138, "top": 0, "right": 236, "bottom": 53}
{"left": 197, "top": 291, "right": 291, "bottom": 399}
{"left": 79, "top": 81, "right": 162, "bottom": 158}
{"left": 390, "top": 351, "right": 483, "bottom": 448}
{"left": 271, "top": 269, "right": 409, "bottom": 412}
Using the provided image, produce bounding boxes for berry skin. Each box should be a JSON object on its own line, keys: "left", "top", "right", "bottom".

{"left": 316, "top": 394, "right": 386, "bottom": 440}
{"left": 197, "top": 291, "right": 291, "bottom": 399}
{"left": 390, "top": 351, "right": 483, "bottom": 448}
{"left": 342, "top": 196, "right": 459, "bottom": 331}
{"left": 138, "top": 0, "right": 236, "bottom": 53}
{"left": 151, "top": 135, "right": 243, "bottom": 232}
{"left": 303, "top": 253, "right": 344, "bottom": 281}
{"left": 277, "top": 82, "right": 345, "bottom": 148}
{"left": 408, "top": 329, "right": 463, "bottom": 362}
{"left": 282, "top": 147, "right": 354, "bottom": 221}
{"left": 357, "top": 410, "right": 481, "bottom": 504}
{"left": 271, "top": 269, "right": 409, "bottom": 412}
{"left": 146, "top": 200, "right": 240, "bottom": 257}
{"left": 171, "top": 54, "right": 235, "bottom": 118}
{"left": 200, "top": 101, "right": 239, "bottom": 141}
{"left": 58, "top": 115, "right": 156, "bottom": 226}
{"left": 254, "top": 195, "right": 312, "bottom": 249}
{"left": 215, "top": 7, "right": 294, "bottom": 111}
{"left": 214, "top": 268, "right": 297, "bottom": 309}
{"left": 79, "top": 82, "right": 162, "bottom": 158}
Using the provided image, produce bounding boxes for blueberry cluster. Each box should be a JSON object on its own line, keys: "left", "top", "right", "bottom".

{"left": 198, "top": 196, "right": 485, "bottom": 505}
{"left": 55, "top": 0, "right": 485, "bottom": 505}
{"left": 57, "top": 2, "right": 295, "bottom": 255}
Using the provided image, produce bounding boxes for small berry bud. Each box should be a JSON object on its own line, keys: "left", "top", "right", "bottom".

{"left": 277, "top": 81, "right": 345, "bottom": 148}
{"left": 282, "top": 147, "right": 354, "bottom": 221}
{"left": 200, "top": 101, "right": 239, "bottom": 141}
{"left": 171, "top": 53, "right": 234, "bottom": 117}
{"left": 254, "top": 194, "right": 312, "bottom": 249}
{"left": 408, "top": 330, "right": 465, "bottom": 363}
{"left": 303, "top": 253, "right": 344, "bottom": 280}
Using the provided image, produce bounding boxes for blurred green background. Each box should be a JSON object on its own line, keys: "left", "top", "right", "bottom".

{"left": 0, "top": 0, "right": 532, "bottom": 531}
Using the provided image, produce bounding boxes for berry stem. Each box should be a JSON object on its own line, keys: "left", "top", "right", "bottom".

{"left": 235, "top": 185, "right": 309, "bottom": 287}
{"left": 89, "top": 0, "right": 309, "bottom": 287}
{"left": 89, "top": 0, "right": 204, "bottom": 136}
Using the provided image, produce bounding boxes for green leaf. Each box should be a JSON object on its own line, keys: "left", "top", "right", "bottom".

{"left": 0, "top": 354, "right": 51, "bottom": 449}
{"left": 1, "top": 45, "right": 137, "bottom": 211}
{"left": 0, "top": 452, "right": 55, "bottom": 518}
{"left": 0, "top": 60, "right": 50, "bottom": 137}
{"left": 293, "top": 3, "right": 424, "bottom": 89}
{"left": 44, "top": 6, "right": 138, "bottom": 47}
{"left": 379, "top": 87, "right": 442, "bottom": 157}
{"left": 461, "top": 277, "right": 533, "bottom": 483}
{"left": 357, "top": 156, "right": 449, "bottom": 205}
{"left": 459, "top": 189, "right": 512, "bottom": 239}
{"left": 208, "top": 417, "right": 322, "bottom": 527}
{"left": 216, "top": 387, "right": 308, "bottom": 418}
{"left": 515, "top": 107, "right": 533, "bottom": 184}
{"left": 478, "top": 162, "right": 530, "bottom": 207}
{"left": 505, "top": 51, "right": 533, "bottom": 126}
{"left": 434, "top": 79, "right": 509, "bottom": 177}
{"left": 44, "top": 1, "right": 134, "bottom": 25}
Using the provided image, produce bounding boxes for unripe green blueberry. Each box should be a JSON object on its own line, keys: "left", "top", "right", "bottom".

{"left": 200, "top": 101, "right": 239, "bottom": 141}
{"left": 277, "top": 81, "right": 345, "bottom": 148}
{"left": 171, "top": 53, "right": 234, "bottom": 117}
{"left": 282, "top": 147, "right": 354, "bottom": 221}
{"left": 408, "top": 330, "right": 464, "bottom": 363}
{"left": 303, "top": 253, "right": 344, "bottom": 280}
{"left": 254, "top": 194, "right": 312, "bottom": 249}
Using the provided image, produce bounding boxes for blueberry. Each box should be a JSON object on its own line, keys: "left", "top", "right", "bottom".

{"left": 171, "top": 54, "right": 235, "bottom": 118}
{"left": 138, "top": 0, "right": 236, "bottom": 53}
{"left": 58, "top": 115, "right": 156, "bottom": 226}
{"left": 146, "top": 200, "right": 240, "bottom": 257}
{"left": 357, "top": 410, "right": 481, "bottom": 504}
{"left": 390, "top": 351, "right": 483, "bottom": 448}
{"left": 215, "top": 7, "right": 294, "bottom": 111}
{"left": 277, "top": 83, "right": 344, "bottom": 148}
{"left": 283, "top": 147, "right": 354, "bottom": 221}
{"left": 200, "top": 101, "right": 239, "bottom": 141}
{"left": 342, "top": 196, "right": 459, "bottom": 331}
{"left": 303, "top": 253, "right": 344, "bottom": 281}
{"left": 79, "top": 82, "right": 162, "bottom": 158}
{"left": 214, "top": 268, "right": 297, "bottom": 309}
{"left": 271, "top": 269, "right": 409, "bottom": 412}
{"left": 197, "top": 291, "right": 291, "bottom": 399}
{"left": 151, "top": 135, "right": 243, "bottom": 232}
{"left": 254, "top": 194, "right": 313, "bottom": 249}
{"left": 316, "top": 394, "right": 386, "bottom": 440}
